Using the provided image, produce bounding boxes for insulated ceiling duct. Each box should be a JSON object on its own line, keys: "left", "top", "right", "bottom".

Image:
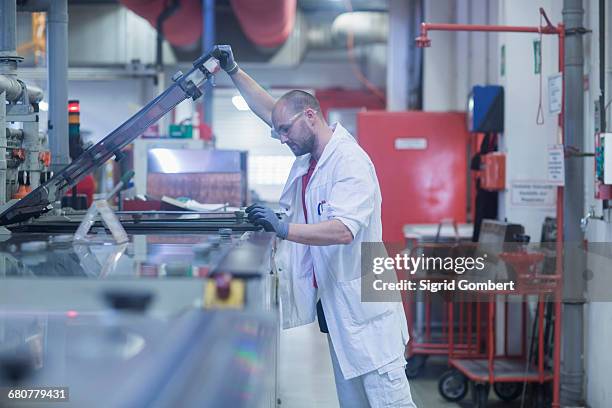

{"left": 229, "top": 0, "right": 296, "bottom": 48}
{"left": 308, "top": 11, "right": 388, "bottom": 49}
{"left": 119, "top": 0, "right": 297, "bottom": 49}
{"left": 119, "top": 0, "right": 203, "bottom": 47}
{"left": 120, "top": 0, "right": 202, "bottom": 47}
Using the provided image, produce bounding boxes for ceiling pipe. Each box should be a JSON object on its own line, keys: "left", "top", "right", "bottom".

{"left": 120, "top": 0, "right": 296, "bottom": 49}
{"left": 230, "top": 0, "right": 296, "bottom": 48}
{"left": 119, "top": 0, "right": 203, "bottom": 48}
{"left": 331, "top": 12, "right": 388, "bottom": 44}
{"left": 155, "top": 0, "right": 180, "bottom": 69}
{"left": 0, "top": 75, "right": 43, "bottom": 103}
{"left": 308, "top": 12, "right": 388, "bottom": 49}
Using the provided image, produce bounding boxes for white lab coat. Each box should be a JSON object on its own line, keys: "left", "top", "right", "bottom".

{"left": 276, "top": 123, "right": 409, "bottom": 380}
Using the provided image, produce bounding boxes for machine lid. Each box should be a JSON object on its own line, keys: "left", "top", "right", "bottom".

{"left": 0, "top": 56, "right": 218, "bottom": 226}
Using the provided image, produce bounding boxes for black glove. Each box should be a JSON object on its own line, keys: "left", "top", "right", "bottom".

{"left": 209, "top": 45, "right": 239, "bottom": 75}
{"left": 246, "top": 204, "right": 289, "bottom": 239}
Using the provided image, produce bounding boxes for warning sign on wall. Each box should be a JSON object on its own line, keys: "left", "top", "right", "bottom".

{"left": 510, "top": 181, "right": 557, "bottom": 207}
{"left": 547, "top": 145, "right": 565, "bottom": 185}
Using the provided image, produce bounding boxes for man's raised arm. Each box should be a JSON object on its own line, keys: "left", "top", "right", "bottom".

{"left": 210, "top": 45, "right": 275, "bottom": 127}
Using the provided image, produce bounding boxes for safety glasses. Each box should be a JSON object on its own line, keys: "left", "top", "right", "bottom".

{"left": 270, "top": 111, "right": 306, "bottom": 140}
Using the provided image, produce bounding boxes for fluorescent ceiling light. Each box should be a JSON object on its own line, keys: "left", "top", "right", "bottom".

{"left": 232, "top": 95, "right": 250, "bottom": 111}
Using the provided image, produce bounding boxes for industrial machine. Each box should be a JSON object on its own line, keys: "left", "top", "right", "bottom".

{"left": 0, "top": 51, "right": 222, "bottom": 226}
{"left": 0, "top": 32, "right": 280, "bottom": 406}
{"left": 0, "top": 230, "right": 278, "bottom": 408}
{"left": 0, "top": 53, "right": 51, "bottom": 206}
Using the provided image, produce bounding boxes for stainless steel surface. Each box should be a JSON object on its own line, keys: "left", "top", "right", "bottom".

{"left": 0, "top": 230, "right": 277, "bottom": 407}
{"left": 0, "top": 231, "right": 275, "bottom": 312}
{"left": 0, "top": 310, "right": 276, "bottom": 408}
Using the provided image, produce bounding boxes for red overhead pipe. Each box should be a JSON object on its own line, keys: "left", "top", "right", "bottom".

{"left": 230, "top": 0, "right": 296, "bottom": 48}
{"left": 416, "top": 8, "right": 560, "bottom": 47}
{"left": 119, "top": 0, "right": 203, "bottom": 47}
{"left": 415, "top": 8, "right": 565, "bottom": 408}
{"left": 120, "top": 0, "right": 296, "bottom": 49}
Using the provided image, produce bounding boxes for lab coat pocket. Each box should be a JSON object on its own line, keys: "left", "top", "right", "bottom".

{"left": 338, "top": 278, "right": 392, "bottom": 325}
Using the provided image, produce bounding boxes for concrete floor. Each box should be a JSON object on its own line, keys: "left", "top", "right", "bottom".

{"left": 278, "top": 323, "right": 524, "bottom": 408}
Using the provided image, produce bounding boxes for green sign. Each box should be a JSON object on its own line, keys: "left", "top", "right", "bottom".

{"left": 501, "top": 45, "right": 506, "bottom": 77}
{"left": 533, "top": 39, "right": 541, "bottom": 74}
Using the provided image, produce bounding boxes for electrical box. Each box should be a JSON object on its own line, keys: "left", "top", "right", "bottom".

{"left": 604, "top": 134, "right": 612, "bottom": 185}
{"left": 594, "top": 133, "right": 612, "bottom": 199}
{"left": 467, "top": 85, "right": 504, "bottom": 133}
{"left": 481, "top": 152, "right": 506, "bottom": 191}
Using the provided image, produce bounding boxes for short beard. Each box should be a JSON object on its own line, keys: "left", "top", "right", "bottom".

{"left": 295, "top": 126, "right": 316, "bottom": 156}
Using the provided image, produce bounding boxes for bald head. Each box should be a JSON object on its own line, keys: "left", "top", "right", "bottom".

{"left": 274, "top": 90, "right": 323, "bottom": 119}
{"left": 271, "top": 90, "right": 331, "bottom": 157}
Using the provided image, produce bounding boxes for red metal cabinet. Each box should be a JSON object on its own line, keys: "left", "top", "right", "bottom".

{"left": 358, "top": 111, "right": 469, "bottom": 242}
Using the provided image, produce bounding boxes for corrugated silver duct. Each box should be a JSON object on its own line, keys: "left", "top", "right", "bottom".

{"left": 307, "top": 11, "right": 388, "bottom": 48}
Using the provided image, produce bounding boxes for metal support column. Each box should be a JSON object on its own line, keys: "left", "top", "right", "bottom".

{"left": 47, "top": 0, "right": 70, "bottom": 173}
{"left": 386, "top": 0, "right": 409, "bottom": 110}
{"left": 202, "top": 0, "right": 215, "bottom": 128}
{"left": 561, "top": 0, "right": 586, "bottom": 405}
{"left": 1, "top": 1, "right": 16, "bottom": 205}
{"left": 0, "top": 0, "right": 17, "bottom": 58}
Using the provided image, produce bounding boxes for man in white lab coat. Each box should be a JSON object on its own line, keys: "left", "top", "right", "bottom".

{"left": 211, "top": 45, "right": 416, "bottom": 408}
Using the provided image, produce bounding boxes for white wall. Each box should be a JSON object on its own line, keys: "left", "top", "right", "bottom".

{"left": 423, "top": 0, "right": 458, "bottom": 110}
{"left": 423, "top": 0, "right": 498, "bottom": 110}
{"left": 496, "top": 0, "right": 562, "bottom": 240}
